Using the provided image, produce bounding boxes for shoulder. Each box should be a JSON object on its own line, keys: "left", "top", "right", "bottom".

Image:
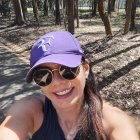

{"left": 103, "top": 103, "right": 127, "bottom": 121}
{"left": 102, "top": 103, "right": 139, "bottom": 140}
{"left": 0, "top": 95, "right": 45, "bottom": 139}
{"left": 7, "top": 95, "right": 45, "bottom": 120}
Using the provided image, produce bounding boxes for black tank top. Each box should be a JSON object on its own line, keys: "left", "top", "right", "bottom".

{"left": 31, "top": 98, "right": 79, "bottom": 140}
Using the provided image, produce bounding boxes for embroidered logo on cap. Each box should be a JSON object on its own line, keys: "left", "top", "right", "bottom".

{"left": 46, "top": 35, "right": 54, "bottom": 46}
{"left": 38, "top": 36, "right": 54, "bottom": 52}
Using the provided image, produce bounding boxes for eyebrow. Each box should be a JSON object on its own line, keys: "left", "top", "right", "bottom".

{"left": 36, "top": 64, "right": 60, "bottom": 70}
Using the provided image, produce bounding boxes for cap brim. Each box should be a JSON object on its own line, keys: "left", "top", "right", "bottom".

{"left": 26, "top": 54, "right": 82, "bottom": 83}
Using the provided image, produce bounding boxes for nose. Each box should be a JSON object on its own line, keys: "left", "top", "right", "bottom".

{"left": 51, "top": 69, "right": 64, "bottom": 86}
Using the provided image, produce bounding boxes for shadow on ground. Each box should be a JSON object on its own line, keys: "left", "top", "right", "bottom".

{"left": 0, "top": 46, "right": 41, "bottom": 124}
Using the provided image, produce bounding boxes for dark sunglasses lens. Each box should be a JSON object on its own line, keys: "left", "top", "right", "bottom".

{"left": 60, "top": 65, "right": 79, "bottom": 80}
{"left": 33, "top": 69, "right": 52, "bottom": 86}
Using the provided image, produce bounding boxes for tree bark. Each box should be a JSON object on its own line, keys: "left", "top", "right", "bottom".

{"left": 98, "top": 0, "right": 112, "bottom": 36}
{"left": 111, "top": 0, "right": 116, "bottom": 12}
{"left": 49, "top": 0, "right": 53, "bottom": 11}
{"left": 130, "top": 0, "right": 137, "bottom": 31}
{"left": 63, "top": 0, "right": 66, "bottom": 9}
{"left": 55, "top": 0, "right": 61, "bottom": 25}
{"left": 108, "top": 0, "right": 111, "bottom": 15}
{"left": 92, "top": 0, "right": 97, "bottom": 16}
{"left": 21, "top": 0, "right": 27, "bottom": 20}
{"left": 124, "top": 0, "right": 132, "bottom": 34}
{"left": 12, "top": 0, "right": 26, "bottom": 26}
{"left": 32, "top": 0, "right": 39, "bottom": 25}
{"left": 63, "top": 0, "right": 67, "bottom": 30}
{"left": 67, "top": 0, "right": 74, "bottom": 34}
{"left": 44, "top": 0, "right": 49, "bottom": 16}
{"left": 75, "top": 0, "right": 79, "bottom": 28}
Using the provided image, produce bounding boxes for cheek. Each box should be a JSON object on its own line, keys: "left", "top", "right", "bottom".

{"left": 75, "top": 71, "right": 86, "bottom": 91}
{"left": 40, "top": 87, "right": 51, "bottom": 97}
{"left": 79, "top": 68, "right": 86, "bottom": 83}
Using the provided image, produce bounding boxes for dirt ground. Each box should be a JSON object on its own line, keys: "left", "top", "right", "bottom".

{"left": 0, "top": 16, "right": 140, "bottom": 135}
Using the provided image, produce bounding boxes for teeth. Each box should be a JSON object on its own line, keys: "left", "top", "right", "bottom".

{"left": 56, "top": 89, "right": 71, "bottom": 96}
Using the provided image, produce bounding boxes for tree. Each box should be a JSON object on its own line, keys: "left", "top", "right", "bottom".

{"left": 21, "top": 0, "right": 27, "bottom": 20}
{"left": 67, "top": 0, "right": 75, "bottom": 34}
{"left": 62, "top": 0, "right": 67, "bottom": 30}
{"left": 12, "top": 0, "right": 26, "bottom": 26}
{"left": 123, "top": 0, "right": 133, "bottom": 34}
{"left": 91, "top": 0, "right": 97, "bottom": 16}
{"left": 75, "top": 0, "right": 79, "bottom": 28}
{"left": 49, "top": 0, "right": 54, "bottom": 11}
{"left": 111, "top": 0, "right": 116, "bottom": 12}
{"left": 55, "top": 0, "right": 61, "bottom": 25}
{"left": 98, "top": 0, "right": 112, "bottom": 36}
{"left": 44, "top": 0, "right": 49, "bottom": 16}
{"left": 32, "top": 0, "right": 40, "bottom": 25}
{"left": 130, "top": 0, "right": 137, "bottom": 31}
{"left": 108, "top": 0, "right": 112, "bottom": 15}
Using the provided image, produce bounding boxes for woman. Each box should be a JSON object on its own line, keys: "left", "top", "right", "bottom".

{"left": 0, "top": 31, "right": 139, "bottom": 140}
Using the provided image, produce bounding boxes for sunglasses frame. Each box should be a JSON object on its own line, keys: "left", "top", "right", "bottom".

{"left": 33, "top": 64, "right": 81, "bottom": 87}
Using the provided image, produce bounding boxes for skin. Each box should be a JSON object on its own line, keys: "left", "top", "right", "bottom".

{"left": 0, "top": 62, "right": 139, "bottom": 140}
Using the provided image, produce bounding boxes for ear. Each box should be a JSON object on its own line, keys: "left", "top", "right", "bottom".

{"left": 83, "top": 59, "right": 90, "bottom": 79}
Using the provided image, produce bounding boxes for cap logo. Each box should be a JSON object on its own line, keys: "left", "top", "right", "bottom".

{"left": 46, "top": 35, "right": 54, "bottom": 46}
{"left": 38, "top": 35, "right": 54, "bottom": 52}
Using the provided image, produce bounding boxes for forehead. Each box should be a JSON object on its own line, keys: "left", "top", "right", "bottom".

{"left": 39, "top": 63, "right": 60, "bottom": 69}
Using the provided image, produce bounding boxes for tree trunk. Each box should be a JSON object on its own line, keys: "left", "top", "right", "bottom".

{"left": 111, "top": 0, "right": 116, "bottom": 12}
{"left": 92, "top": 0, "right": 97, "bottom": 16}
{"left": 67, "top": 0, "right": 74, "bottom": 34}
{"left": 63, "top": 0, "right": 67, "bottom": 30}
{"left": 108, "top": 0, "right": 111, "bottom": 15}
{"left": 63, "top": 0, "right": 66, "bottom": 9}
{"left": 130, "top": 0, "right": 137, "bottom": 31}
{"left": 32, "top": 0, "right": 39, "bottom": 25}
{"left": 125, "top": 0, "right": 127, "bottom": 12}
{"left": 21, "top": 0, "right": 27, "bottom": 20}
{"left": 44, "top": 0, "right": 49, "bottom": 16}
{"left": 49, "top": 0, "right": 53, "bottom": 11}
{"left": 116, "top": 0, "right": 120, "bottom": 14}
{"left": 12, "top": 0, "right": 26, "bottom": 26}
{"left": 124, "top": 0, "right": 132, "bottom": 34}
{"left": 98, "top": 0, "right": 112, "bottom": 36}
{"left": 75, "top": 0, "right": 79, "bottom": 28}
{"left": 55, "top": 0, "right": 61, "bottom": 25}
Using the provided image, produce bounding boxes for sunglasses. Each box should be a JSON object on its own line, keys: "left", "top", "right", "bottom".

{"left": 33, "top": 65, "right": 81, "bottom": 87}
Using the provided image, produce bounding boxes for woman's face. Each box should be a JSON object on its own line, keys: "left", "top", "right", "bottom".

{"left": 40, "top": 62, "right": 89, "bottom": 109}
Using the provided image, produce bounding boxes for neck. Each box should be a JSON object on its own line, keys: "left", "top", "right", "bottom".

{"left": 57, "top": 105, "right": 81, "bottom": 140}
{"left": 53, "top": 93, "right": 84, "bottom": 125}
{"left": 56, "top": 102, "right": 82, "bottom": 125}
{"left": 53, "top": 99, "right": 84, "bottom": 139}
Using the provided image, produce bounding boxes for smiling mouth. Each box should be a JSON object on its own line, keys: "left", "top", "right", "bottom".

{"left": 55, "top": 88, "right": 73, "bottom": 96}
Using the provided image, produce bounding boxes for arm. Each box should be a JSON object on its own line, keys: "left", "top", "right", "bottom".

{"left": 110, "top": 109, "right": 139, "bottom": 140}
{"left": 0, "top": 116, "right": 29, "bottom": 140}
{"left": 103, "top": 104, "right": 139, "bottom": 140}
{"left": 0, "top": 96, "right": 43, "bottom": 140}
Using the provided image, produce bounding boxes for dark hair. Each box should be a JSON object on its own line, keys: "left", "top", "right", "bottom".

{"left": 76, "top": 58, "right": 106, "bottom": 140}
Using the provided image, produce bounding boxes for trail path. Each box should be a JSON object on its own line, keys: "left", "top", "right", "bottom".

{"left": 0, "top": 45, "right": 41, "bottom": 123}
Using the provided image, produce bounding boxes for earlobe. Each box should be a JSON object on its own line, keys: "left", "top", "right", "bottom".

{"left": 83, "top": 63, "right": 89, "bottom": 79}
{"left": 85, "top": 71, "right": 89, "bottom": 79}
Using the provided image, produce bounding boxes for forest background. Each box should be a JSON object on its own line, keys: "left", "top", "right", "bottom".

{"left": 0, "top": 0, "right": 140, "bottom": 137}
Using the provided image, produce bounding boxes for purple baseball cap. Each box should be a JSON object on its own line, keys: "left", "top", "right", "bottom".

{"left": 26, "top": 31, "right": 85, "bottom": 83}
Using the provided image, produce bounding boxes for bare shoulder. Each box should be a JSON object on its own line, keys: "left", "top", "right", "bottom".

{"left": 103, "top": 103, "right": 128, "bottom": 122}
{"left": 0, "top": 95, "right": 45, "bottom": 140}
{"left": 103, "top": 103, "right": 139, "bottom": 140}
{"left": 6, "top": 95, "right": 45, "bottom": 120}
{"left": 16, "top": 95, "right": 44, "bottom": 110}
